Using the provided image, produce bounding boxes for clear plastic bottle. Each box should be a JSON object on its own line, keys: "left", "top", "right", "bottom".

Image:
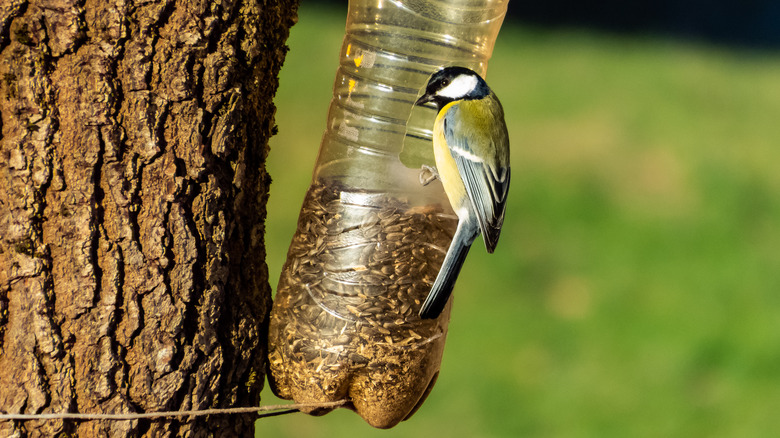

{"left": 268, "top": 0, "right": 508, "bottom": 428}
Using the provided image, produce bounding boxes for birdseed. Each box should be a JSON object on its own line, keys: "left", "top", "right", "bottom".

{"left": 267, "top": 178, "right": 457, "bottom": 428}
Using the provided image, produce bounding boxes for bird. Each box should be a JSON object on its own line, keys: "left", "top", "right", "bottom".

{"left": 414, "top": 66, "right": 510, "bottom": 319}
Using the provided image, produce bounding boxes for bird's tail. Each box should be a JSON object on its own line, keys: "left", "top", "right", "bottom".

{"left": 419, "top": 222, "right": 475, "bottom": 319}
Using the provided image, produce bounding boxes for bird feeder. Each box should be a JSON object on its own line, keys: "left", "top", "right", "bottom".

{"left": 267, "top": 0, "right": 508, "bottom": 428}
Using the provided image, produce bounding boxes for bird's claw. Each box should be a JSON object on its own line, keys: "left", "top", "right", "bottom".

{"left": 419, "top": 165, "right": 439, "bottom": 186}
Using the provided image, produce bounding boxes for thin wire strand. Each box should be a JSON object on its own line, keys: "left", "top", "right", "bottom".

{"left": 0, "top": 400, "right": 348, "bottom": 421}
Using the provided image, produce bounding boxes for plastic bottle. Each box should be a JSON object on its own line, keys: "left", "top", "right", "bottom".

{"left": 268, "top": 0, "right": 508, "bottom": 428}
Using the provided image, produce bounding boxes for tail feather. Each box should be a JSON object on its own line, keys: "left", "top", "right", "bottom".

{"left": 419, "top": 223, "right": 475, "bottom": 319}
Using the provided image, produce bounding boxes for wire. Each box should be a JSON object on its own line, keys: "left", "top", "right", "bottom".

{"left": 0, "top": 400, "right": 348, "bottom": 421}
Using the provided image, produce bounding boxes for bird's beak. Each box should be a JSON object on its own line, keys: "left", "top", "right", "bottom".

{"left": 415, "top": 93, "right": 434, "bottom": 106}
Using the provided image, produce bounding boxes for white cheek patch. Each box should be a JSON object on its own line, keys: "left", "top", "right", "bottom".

{"left": 438, "top": 75, "right": 478, "bottom": 99}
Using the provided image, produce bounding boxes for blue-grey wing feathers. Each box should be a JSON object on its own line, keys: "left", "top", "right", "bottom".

{"left": 442, "top": 99, "right": 510, "bottom": 253}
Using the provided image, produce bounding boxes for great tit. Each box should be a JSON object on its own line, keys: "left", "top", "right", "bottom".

{"left": 415, "top": 66, "right": 510, "bottom": 319}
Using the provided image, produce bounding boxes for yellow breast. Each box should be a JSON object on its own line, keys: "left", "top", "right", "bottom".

{"left": 433, "top": 101, "right": 468, "bottom": 212}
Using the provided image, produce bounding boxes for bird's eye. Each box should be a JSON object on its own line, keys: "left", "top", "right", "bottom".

{"left": 441, "top": 79, "right": 450, "bottom": 87}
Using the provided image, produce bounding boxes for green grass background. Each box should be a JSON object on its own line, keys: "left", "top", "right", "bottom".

{"left": 257, "top": 4, "right": 780, "bottom": 437}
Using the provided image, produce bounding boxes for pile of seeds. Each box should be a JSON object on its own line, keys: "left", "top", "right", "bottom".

{"left": 268, "top": 178, "right": 457, "bottom": 428}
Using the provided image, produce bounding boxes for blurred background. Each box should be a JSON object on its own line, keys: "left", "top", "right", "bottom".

{"left": 258, "top": 1, "right": 780, "bottom": 436}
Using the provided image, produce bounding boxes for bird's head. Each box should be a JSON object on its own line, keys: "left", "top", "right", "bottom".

{"left": 415, "top": 66, "right": 490, "bottom": 109}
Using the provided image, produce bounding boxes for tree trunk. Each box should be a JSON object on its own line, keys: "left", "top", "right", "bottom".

{"left": 0, "top": 0, "right": 297, "bottom": 436}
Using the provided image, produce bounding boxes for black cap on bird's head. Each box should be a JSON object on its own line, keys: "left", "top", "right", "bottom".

{"left": 415, "top": 66, "right": 491, "bottom": 109}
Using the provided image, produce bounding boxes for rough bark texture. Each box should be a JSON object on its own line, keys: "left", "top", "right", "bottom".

{"left": 0, "top": 0, "right": 297, "bottom": 436}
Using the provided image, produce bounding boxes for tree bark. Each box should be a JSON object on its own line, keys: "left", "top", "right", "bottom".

{"left": 0, "top": 0, "right": 297, "bottom": 436}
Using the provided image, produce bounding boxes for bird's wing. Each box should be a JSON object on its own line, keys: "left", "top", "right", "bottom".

{"left": 443, "top": 97, "right": 510, "bottom": 253}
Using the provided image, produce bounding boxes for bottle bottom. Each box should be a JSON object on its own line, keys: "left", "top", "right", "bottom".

{"left": 268, "top": 177, "right": 457, "bottom": 428}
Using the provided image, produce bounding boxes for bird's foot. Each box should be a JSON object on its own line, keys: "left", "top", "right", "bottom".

{"left": 419, "top": 165, "right": 439, "bottom": 186}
